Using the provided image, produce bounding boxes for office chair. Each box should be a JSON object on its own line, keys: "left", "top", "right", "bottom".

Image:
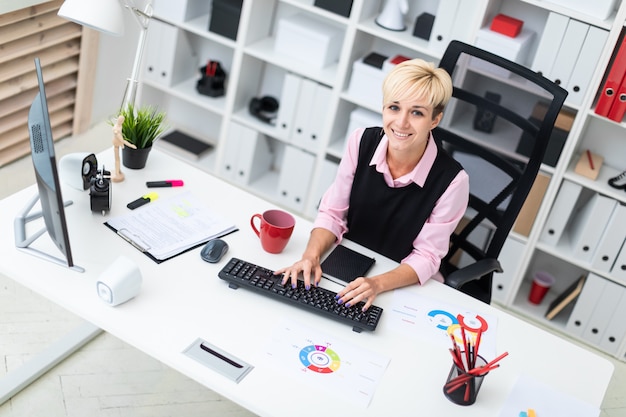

{"left": 435, "top": 40, "right": 568, "bottom": 303}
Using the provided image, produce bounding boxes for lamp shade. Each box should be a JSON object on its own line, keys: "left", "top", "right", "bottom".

{"left": 58, "top": 0, "right": 125, "bottom": 36}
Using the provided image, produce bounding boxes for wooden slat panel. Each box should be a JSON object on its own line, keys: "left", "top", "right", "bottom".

{"left": 0, "top": 38, "right": 81, "bottom": 83}
{"left": 0, "top": 121, "right": 72, "bottom": 167}
{"left": 0, "top": 0, "right": 90, "bottom": 167}
{"left": 0, "top": 23, "right": 82, "bottom": 65}
{"left": 0, "top": 91, "right": 75, "bottom": 136}
{"left": 0, "top": 105, "right": 74, "bottom": 152}
{"left": 0, "top": 57, "right": 79, "bottom": 101}
{"left": 0, "top": 75, "right": 77, "bottom": 119}
{"left": 0, "top": 10, "right": 68, "bottom": 44}
{"left": 0, "top": 0, "right": 63, "bottom": 27}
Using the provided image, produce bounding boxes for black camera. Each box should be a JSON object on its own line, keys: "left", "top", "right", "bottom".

{"left": 90, "top": 168, "right": 111, "bottom": 215}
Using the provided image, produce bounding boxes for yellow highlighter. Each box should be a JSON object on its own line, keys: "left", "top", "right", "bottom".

{"left": 528, "top": 409, "right": 537, "bottom": 417}
{"left": 127, "top": 192, "right": 159, "bottom": 210}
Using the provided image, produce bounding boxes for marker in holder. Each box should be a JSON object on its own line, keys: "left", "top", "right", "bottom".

{"left": 196, "top": 60, "right": 226, "bottom": 98}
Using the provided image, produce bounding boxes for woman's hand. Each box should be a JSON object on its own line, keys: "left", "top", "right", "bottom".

{"left": 336, "top": 276, "right": 382, "bottom": 311}
{"left": 274, "top": 256, "right": 322, "bottom": 290}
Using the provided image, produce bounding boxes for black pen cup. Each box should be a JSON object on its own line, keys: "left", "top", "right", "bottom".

{"left": 443, "top": 354, "right": 487, "bottom": 406}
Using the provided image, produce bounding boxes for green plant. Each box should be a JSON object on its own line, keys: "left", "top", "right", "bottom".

{"left": 116, "top": 104, "right": 167, "bottom": 149}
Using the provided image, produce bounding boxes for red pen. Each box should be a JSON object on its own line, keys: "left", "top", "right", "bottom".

{"left": 146, "top": 180, "right": 184, "bottom": 188}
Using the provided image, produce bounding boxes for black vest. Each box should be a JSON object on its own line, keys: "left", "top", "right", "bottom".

{"left": 344, "top": 127, "right": 462, "bottom": 262}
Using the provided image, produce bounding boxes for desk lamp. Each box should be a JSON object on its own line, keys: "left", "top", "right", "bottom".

{"left": 58, "top": 0, "right": 153, "bottom": 182}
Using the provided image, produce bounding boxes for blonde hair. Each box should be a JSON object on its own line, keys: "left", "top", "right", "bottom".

{"left": 382, "top": 58, "right": 453, "bottom": 118}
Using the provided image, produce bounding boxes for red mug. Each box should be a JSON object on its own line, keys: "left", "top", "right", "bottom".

{"left": 250, "top": 209, "right": 295, "bottom": 253}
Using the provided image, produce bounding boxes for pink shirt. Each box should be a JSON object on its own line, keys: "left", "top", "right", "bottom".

{"left": 314, "top": 127, "right": 470, "bottom": 285}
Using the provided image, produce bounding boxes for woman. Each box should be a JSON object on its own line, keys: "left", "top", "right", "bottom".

{"left": 276, "top": 58, "right": 470, "bottom": 311}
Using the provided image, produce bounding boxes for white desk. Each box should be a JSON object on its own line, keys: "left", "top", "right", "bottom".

{"left": 0, "top": 149, "right": 613, "bottom": 416}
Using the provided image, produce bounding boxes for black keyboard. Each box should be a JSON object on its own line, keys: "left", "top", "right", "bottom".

{"left": 218, "top": 257, "right": 383, "bottom": 332}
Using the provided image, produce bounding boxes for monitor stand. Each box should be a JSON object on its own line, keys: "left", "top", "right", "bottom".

{"left": 14, "top": 193, "right": 84, "bottom": 272}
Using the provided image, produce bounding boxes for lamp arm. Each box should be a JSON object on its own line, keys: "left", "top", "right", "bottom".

{"left": 119, "top": 1, "right": 153, "bottom": 112}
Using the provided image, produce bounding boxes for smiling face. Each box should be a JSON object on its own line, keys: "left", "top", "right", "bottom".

{"left": 382, "top": 96, "right": 443, "bottom": 155}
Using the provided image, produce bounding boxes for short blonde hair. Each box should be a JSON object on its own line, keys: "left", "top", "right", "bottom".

{"left": 382, "top": 58, "right": 453, "bottom": 118}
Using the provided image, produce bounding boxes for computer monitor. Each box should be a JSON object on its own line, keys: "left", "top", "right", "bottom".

{"left": 13, "top": 58, "right": 84, "bottom": 272}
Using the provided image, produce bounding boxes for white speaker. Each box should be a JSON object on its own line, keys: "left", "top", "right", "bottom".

{"left": 59, "top": 152, "right": 98, "bottom": 190}
{"left": 96, "top": 256, "right": 142, "bottom": 306}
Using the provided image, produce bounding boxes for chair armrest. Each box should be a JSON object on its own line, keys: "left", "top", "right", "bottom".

{"left": 444, "top": 258, "right": 503, "bottom": 289}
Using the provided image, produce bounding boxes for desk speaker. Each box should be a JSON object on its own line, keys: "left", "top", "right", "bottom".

{"left": 96, "top": 256, "right": 142, "bottom": 306}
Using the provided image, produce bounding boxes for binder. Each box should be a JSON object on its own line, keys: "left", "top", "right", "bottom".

{"left": 307, "top": 83, "right": 332, "bottom": 151}
{"left": 581, "top": 279, "right": 624, "bottom": 345}
{"left": 549, "top": 19, "right": 588, "bottom": 89}
{"left": 275, "top": 73, "right": 302, "bottom": 138}
{"left": 566, "top": 193, "right": 617, "bottom": 262}
{"left": 591, "top": 203, "right": 626, "bottom": 272}
{"left": 608, "top": 70, "right": 626, "bottom": 122}
{"left": 428, "top": 0, "right": 460, "bottom": 55}
{"left": 599, "top": 287, "right": 626, "bottom": 354}
{"left": 531, "top": 12, "right": 569, "bottom": 78}
{"left": 611, "top": 240, "right": 626, "bottom": 282}
{"left": 277, "top": 145, "right": 315, "bottom": 211}
{"left": 567, "top": 26, "right": 609, "bottom": 106}
{"left": 565, "top": 273, "right": 606, "bottom": 337}
{"left": 539, "top": 180, "right": 583, "bottom": 246}
{"left": 291, "top": 78, "right": 317, "bottom": 146}
{"left": 595, "top": 34, "right": 626, "bottom": 117}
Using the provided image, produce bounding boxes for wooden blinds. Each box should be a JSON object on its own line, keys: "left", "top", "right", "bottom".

{"left": 0, "top": 0, "right": 97, "bottom": 167}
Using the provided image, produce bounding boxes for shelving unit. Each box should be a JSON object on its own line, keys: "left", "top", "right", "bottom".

{"left": 135, "top": 0, "right": 626, "bottom": 361}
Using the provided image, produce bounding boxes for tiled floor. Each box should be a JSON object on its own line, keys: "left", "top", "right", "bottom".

{"left": 1, "top": 123, "right": 626, "bottom": 416}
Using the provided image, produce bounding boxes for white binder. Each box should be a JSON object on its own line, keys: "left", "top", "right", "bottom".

{"left": 492, "top": 237, "right": 525, "bottom": 304}
{"left": 291, "top": 78, "right": 317, "bottom": 146}
{"left": 591, "top": 203, "right": 626, "bottom": 272}
{"left": 599, "top": 286, "right": 626, "bottom": 355}
{"left": 531, "top": 12, "right": 569, "bottom": 77}
{"left": 582, "top": 279, "right": 624, "bottom": 346}
{"left": 220, "top": 122, "right": 242, "bottom": 181}
{"left": 565, "top": 273, "right": 606, "bottom": 337}
{"left": 611, "top": 241, "right": 626, "bottom": 283}
{"left": 567, "top": 26, "right": 609, "bottom": 106}
{"left": 566, "top": 193, "right": 617, "bottom": 262}
{"left": 142, "top": 20, "right": 194, "bottom": 86}
{"left": 548, "top": 19, "right": 589, "bottom": 90}
{"left": 275, "top": 73, "right": 302, "bottom": 139}
{"left": 539, "top": 180, "right": 583, "bottom": 246}
{"left": 308, "top": 157, "right": 339, "bottom": 218}
{"left": 236, "top": 125, "right": 272, "bottom": 186}
{"left": 277, "top": 145, "right": 315, "bottom": 211}
{"left": 306, "top": 83, "right": 332, "bottom": 152}
{"left": 428, "top": 0, "right": 460, "bottom": 55}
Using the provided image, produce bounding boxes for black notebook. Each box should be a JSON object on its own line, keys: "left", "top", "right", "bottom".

{"left": 321, "top": 244, "right": 375, "bottom": 284}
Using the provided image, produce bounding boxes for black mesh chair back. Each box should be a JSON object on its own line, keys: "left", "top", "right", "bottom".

{"left": 435, "top": 40, "right": 568, "bottom": 303}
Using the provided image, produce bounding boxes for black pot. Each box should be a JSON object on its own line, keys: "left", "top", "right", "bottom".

{"left": 122, "top": 145, "right": 152, "bottom": 169}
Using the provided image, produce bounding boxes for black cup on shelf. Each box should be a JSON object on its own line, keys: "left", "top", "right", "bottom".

{"left": 196, "top": 61, "right": 226, "bottom": 98}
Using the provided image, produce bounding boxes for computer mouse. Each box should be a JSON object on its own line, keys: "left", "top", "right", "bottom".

{"left": 200, "top": 238, "right": 229, "bottom": 263}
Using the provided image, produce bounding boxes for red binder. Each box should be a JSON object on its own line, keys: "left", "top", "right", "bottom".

{"left": 595, "top": 35, "right": 626, "bottom": 117}
{"left": 607, "top": 73, "right": 626, "bottom": 122}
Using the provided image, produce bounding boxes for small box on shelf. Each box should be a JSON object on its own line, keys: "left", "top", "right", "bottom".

{"left": 313, "top": 0, "right": 353, "bottom": 18}
{"left": 473, "top": 27, "right": 535, "bottom": 77}
{"left": 208, "top": 0, "right": 243, "bottom": 40}
{"left": 274, "top": 13, "right": 343, "bottom": 69}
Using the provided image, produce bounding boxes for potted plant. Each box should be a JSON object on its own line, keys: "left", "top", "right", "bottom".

{"left": 115, "top": 104, "right": 167, "bottom": 170}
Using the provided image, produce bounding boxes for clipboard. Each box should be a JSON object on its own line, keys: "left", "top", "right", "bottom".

{"left": 321, "top": 244, "right": 375, "bottom": 284}
{"left": 104, "top": 222, "right": 237, "bottom": 264}
{"left": 104, "top": 191, "right": 238, "bottom": 263}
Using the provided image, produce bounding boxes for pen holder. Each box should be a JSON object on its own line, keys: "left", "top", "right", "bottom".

{"left": 443, "top": 354, "right": 487, "bottom": 406}
{"left": 196, "top": 60, "right": 226, "bottom": 98}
